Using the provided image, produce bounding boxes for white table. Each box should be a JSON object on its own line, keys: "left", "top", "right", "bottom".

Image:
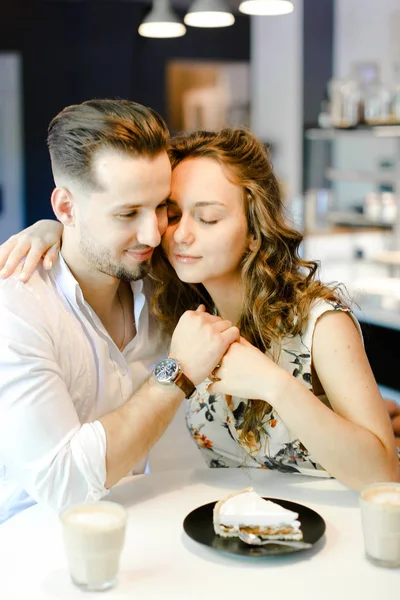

{"left": 0, "top": 468, "right": 398, "bottom": 599}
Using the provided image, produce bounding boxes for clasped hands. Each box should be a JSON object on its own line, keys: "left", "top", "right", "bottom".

{"left": 169, "top": 305, "right": 288, "bottom": 403}
{"left": 205, "top": 336, "right": 286, "bottom": 402}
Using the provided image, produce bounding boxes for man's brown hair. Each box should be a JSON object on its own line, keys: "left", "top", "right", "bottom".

{"left": 47, "top": 98, "right": 169, "bottom": 188}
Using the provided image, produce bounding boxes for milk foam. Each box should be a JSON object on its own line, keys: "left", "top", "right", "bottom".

{"left": 64, "top": 508, "right": 123, "bottom": 529}
{"left": 365, "top": 488, "right": 400, "bottom": 507}
{"left": 219, "top": 490, "right": 300, "bottom": 528}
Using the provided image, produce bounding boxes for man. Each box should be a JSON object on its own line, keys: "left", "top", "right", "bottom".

{"left": 0, "top": 99, "right": 239, "bottom": 523}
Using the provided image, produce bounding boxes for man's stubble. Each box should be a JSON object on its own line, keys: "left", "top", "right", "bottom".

{"left": 79, "top": 224, "right": 151, "bottom": 282}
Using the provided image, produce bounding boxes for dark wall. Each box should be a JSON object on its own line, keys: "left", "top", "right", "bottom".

{"left": 302, "top": 0, "right": 334, "bottom": 192}
{"left": 360, "top": 322, "right": 400, "bottom": 392}
{"left": 0, "top": 0, "right": 250, "bottom": 224}
{"left": 303, "top": 0, "right": 334, "bottom": 128}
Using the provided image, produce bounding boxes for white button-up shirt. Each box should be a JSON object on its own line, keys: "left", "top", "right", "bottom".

{"left": 0, "top": 256, "right": 168, "bottom": 524}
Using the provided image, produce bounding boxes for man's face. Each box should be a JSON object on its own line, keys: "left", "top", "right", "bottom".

{"left": 73, "top": 150, "right": 171, "bottom": 281}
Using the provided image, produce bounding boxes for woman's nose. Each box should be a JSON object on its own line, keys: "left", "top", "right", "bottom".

{"left": 173, "top": 217, "right": 194, "bottom": 245}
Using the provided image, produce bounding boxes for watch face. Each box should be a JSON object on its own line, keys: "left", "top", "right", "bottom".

{"left": 154, "top": 358, "right": 179, "bottom": 383}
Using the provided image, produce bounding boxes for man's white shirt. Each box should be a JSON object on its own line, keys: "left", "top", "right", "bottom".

{"left": 0, "top": 255, "right": 168, "bottom": 523}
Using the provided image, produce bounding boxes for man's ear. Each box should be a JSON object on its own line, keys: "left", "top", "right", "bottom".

{"left": 51, "top": 187, "right": 75, "bottom": 226}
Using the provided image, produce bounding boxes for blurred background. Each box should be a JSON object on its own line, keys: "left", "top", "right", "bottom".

{"left": 1, "top": 0, "right": 400, "bottom": 406}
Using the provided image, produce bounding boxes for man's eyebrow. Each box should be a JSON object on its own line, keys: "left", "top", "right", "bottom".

{"left": 113, "top": 203, "right": 143, "bottom": 211}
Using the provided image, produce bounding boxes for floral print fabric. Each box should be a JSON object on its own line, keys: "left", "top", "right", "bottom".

{"left": 185, "top": 299, "right": 359, "bottom": 476}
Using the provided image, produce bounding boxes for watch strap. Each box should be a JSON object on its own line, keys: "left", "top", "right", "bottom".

{"left": 174, "top": 370, "right": 196, "bottom": 399}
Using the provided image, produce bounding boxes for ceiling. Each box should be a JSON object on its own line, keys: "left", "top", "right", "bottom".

{"left": 39, "top": 0, "right": 243, "bottom": 10}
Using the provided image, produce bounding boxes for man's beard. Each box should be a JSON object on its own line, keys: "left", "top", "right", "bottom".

{"left": 79, "top": 230, "right": 151, "bottom": 282}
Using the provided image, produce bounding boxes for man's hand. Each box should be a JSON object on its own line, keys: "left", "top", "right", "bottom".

{"left": 169, "top": 305, "right": 239, "bottom": 385}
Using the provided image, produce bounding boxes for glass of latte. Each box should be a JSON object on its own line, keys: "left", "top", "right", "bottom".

{"left": 360, "top": 482, "right": 400, "bottom": 568}
{"left": 60, "top": 501, "right": 127, "bottom": 591}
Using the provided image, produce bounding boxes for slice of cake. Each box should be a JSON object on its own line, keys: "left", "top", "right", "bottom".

{"left": 213, "top": 487, "right": 302, "bottom": 541}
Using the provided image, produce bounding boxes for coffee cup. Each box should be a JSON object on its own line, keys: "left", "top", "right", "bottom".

{"left": 359, "top": 482, "right": 400, "bottom": 568}
{"left": 60, "top": 501, "right": 127, "bottom": 591}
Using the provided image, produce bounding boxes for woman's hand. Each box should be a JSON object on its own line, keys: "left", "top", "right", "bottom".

{"left": 207, "top": 337, "right": 291, "bottom": 401}
{"left": 0, "top": 220, "right": 63, "bottom": 282}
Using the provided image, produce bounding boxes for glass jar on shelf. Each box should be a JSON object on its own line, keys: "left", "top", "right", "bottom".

{"left": 392, "top": 64, "right": 400, "bottom": 124}
{"left": 394, "top": 86, "right": 400, "bottom": 123}
{"left": 329, "top": 77, "right": 361, "bottom": 128}
{"left": 364, "top": 80, "right": 392, "bottom": 125}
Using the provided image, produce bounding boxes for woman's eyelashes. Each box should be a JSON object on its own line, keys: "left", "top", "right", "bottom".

{"left": 167, "top": 210, "right": 219, "bottom": 226}
{"left": 168, "top": 213, "right": 219, "bottom": 226}
{"left": 196, "top": 209, "right": 221, "bottom": 225}
{"left": 167, "top": 200, "right": 221, "bottom": 226}
{"left": 198, "top": 217, "right": 219, "bottom": 225}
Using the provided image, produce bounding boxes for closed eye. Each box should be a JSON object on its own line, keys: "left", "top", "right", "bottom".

{"left": 199, "top": 218, "right": 219, "bottom": 225}
{"left": 119, "top": 211, "right": 138, "bottom": 219}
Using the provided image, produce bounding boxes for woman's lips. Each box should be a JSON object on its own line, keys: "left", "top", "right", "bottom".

{"left": 173, "top": 254, "right": 201, "bottom": 264}
{"left": 126, "top": 248, "right": 154, "bottom": 261}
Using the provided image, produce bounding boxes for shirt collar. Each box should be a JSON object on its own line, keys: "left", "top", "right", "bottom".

{"left": 51, "top": 254, "right": 146, "bottom": 320}
{"left": 51, "top": 254, "right": 82, "bottom": 306}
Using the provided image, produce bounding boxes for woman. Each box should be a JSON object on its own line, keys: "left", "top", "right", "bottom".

{"left": 0, "top": 128, "right": 398, "bottom": 489}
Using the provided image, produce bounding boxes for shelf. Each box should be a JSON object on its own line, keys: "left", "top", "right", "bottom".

{"left": 306, "top": 126, "right": 400, "bottom": 140}
{"left": 326, "top": 211, "right": 392, "bottom": 229}
{"left": 304, "top": 225, "right": 388, "bottom": 236}
{"left": 325, "top": 167, "right": 400, "bottom": 185}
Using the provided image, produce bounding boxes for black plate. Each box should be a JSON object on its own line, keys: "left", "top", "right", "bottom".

{"left": 183, "top": 497, "right": 326, "bottom": 557}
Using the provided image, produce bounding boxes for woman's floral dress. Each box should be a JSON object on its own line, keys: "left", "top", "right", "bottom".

{"left": 185, "top": 299, "right": 361, "bottom": 476}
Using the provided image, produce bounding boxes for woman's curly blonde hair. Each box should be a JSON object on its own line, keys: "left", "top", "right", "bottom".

{"left": 151, "top": 128, "right": 340, "bottom": 442}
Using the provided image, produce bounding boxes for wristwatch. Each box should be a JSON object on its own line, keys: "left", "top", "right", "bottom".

{"left": 153, "top": 358, "right": 196, "bottom": 399}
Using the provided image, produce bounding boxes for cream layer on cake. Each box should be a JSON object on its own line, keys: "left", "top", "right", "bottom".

{"left": 213, "top": 487, "right": 302, "bottom": 540}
